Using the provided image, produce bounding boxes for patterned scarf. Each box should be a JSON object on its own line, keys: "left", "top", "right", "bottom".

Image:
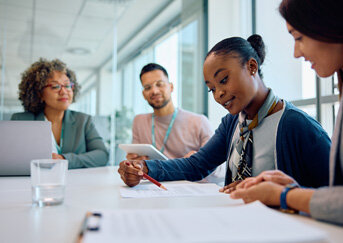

{"left": 231, "top": 89, "right": 279, "bottom": 182}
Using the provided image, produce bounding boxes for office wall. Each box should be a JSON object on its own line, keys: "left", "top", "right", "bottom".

{"left": 256, "top": 0, "right": 302, "bottom": 101}
{"left": 207, "top": 0, "right": 302, "bottom": 129}
{"left": 207, "top": 0, "right": 252, "bottom": 129}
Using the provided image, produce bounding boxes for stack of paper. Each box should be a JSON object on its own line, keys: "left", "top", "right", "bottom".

{"left": 83, "top": 201, "right": 327, "bottom": 243}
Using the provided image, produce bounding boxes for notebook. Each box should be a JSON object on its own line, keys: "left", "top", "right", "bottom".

{"left": 0, "top": 121, "right": 52, "bottom": 176}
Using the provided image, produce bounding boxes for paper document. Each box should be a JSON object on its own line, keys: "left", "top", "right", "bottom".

{"left": 83, "top": 201, "right": 327, "bottom": 243}
{"left": 120, "top": 183, "right": 221, "bottom": 198}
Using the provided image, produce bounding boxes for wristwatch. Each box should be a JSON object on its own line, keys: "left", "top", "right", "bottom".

{"left": 280, "top": 183, "right": 299, "bottom": 213}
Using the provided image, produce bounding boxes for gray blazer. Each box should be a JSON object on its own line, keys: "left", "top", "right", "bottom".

{"left": 11, "top": 110, "right": 109, "bottom": 169}
{"left": 310, "top": 93, "right": 343, "bottom": 225}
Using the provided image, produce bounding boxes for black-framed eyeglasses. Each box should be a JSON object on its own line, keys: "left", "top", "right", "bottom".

{"left": 44, "top": 82, "right": 75, "bottom": 92}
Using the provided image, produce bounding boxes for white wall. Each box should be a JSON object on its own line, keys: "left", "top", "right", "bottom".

{"left": 256, "top": 0, "right": 302, "bottom": 101}
{"left": 207, "top": 0, "right": 252, "bottom": 129}
{"left": 207, "top": 0, "right": 303, "bottom": 129}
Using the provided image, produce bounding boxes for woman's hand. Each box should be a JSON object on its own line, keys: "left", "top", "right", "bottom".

{"left": 230, "top": 181, "right": 284, "bottom": 206}
{"left": 236, "top": 170, "right": 297, "bottom": 190}
{"left": 126, "top": 153, "right": 149, "bottom": 161}
{"left": 219, "top": 180, "right": 242, "bottom": 194}
{"left": 117, "top": 160, "right": 148, "bottom": 187}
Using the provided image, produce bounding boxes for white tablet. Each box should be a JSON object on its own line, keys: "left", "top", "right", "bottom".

{"left": 118, "top": 144, "right": 168, "bottom": 160}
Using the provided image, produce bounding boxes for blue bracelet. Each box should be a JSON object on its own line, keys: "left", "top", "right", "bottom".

{"left": 280, "top": 183, "right": 299, "bottom": 210}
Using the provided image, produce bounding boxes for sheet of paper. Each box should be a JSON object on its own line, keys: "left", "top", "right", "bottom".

{"left": 119, "top": 183, "right": 222, "bottom": 198}
{"left": 83, "top": 201, "right": 327, "bottom": 243}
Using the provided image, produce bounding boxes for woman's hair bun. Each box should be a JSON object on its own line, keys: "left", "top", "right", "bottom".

{"left": 247, "top": 34, "right": 266, "bottom": 64}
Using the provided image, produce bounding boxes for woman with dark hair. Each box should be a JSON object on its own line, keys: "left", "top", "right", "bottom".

{"left": 118, "top": 34, "right": 330, "bottom": 191}
{"left": 11, "top": 58, "right": 109, "bottom": 169}
{"left": 231, "top": 0, "right": 343, "bottom": 225}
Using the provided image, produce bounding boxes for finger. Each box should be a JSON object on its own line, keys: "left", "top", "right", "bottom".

{"left": 236, "top": 178, "right": 255, "bottom": 189}
{"left": 124, "top": 172, "right": 143, "bottom": 186}
{"left": 230, "top": 189, "right": 245, "bottom": 199}
{"left": 223, "top": 187, "right": 236, "bottom": 194}
{"left": 264, "top": 175, "right": 294, "bottom": 185}
{"left": 123, "top": 162, "right": 142, "bottom": 175}
{"left": 220, "top": 180, "right": 242, "bottom": 193}
{"left": 132, "top": 161, "right": 142, "bottom": 170}
{"left": 239, "top": 177, "right": 262, "bottom": 189}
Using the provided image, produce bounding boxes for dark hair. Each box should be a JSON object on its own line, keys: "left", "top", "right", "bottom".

{"left": 206, "top": 34, "right": 266, "bottom": 78}
{"left": 139, "top": 63, "right": 169, "bottom": 80}
{"left": 279, "top": 0, "right": 343, "bottom": 43}
{"left": 18, "top": 58, "right": 80, "bottom": 114}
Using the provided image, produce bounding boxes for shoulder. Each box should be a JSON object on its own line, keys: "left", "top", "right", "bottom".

{"left": 133, "top": 113, "right": 151, "bottom": 122}
{"left": 280, "top": 101, "right": 322, "bottom": 129}
{"left": 177, "top": 109, "right": 209, "bottom": 123}
{"left": 64, "top": 110, "right": 93, "bottom": 127}
{"left": 11, "top": 111, "right": 36, "bottom": 120}
{"left": 67, "top": 110, "right": 91, "bottom": 120}
{"left": 220, "top": 113, "right": 239, "bottom": 127}
{"left": 279, "top": 101, "right": 329, "bottom": 143}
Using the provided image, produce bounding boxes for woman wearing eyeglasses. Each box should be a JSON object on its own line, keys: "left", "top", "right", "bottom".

{"left": 11, "top": 58, "right": 109, "bottom": 169}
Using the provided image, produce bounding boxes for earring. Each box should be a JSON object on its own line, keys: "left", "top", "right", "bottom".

{"left": 251, "top": 71, "right": 256, "bottom": 75}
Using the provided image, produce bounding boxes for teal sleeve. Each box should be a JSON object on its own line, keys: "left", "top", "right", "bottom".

{"left": 63, "top": 117, "right": 109, "bottom": 169}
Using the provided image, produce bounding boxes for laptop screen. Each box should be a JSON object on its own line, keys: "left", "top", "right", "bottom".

{"left": 0, "top": 121, "right": 52, "bottom": 176}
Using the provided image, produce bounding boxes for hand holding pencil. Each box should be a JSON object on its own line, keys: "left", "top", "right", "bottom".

{"left": 118, "top": 160, "right": 147, "bottom": 187}
{"left": 118, "top": 160, "right": 167, "bottom": 190}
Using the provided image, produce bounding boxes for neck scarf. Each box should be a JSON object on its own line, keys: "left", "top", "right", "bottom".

{"left": 231, "top": 89, "right": 278, "bottom": 182}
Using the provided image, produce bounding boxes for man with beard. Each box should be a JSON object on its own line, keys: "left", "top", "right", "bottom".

{"left": 127, "top": 63, "right": 224, "bottom": 183}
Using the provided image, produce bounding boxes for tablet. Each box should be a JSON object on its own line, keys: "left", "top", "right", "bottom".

{"left": 118, "top": 144, "right": 168, "bottom": 160}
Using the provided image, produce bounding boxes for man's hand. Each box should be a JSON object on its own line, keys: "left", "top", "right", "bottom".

{"left": 52, "top": 153, "right": 65, "bottom": 159}
{"left": 117, "top": 160, "right": 148, "bottom": 187}
{"left": 126, "top": 153, "right": 149, "bottom": 160}
{"left": 183, "top": 150, "right": 196, "bottom": 158}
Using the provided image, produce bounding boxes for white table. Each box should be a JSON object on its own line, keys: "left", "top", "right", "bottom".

{"left": 0, "top": 166, "right": 342, "bottom": 243}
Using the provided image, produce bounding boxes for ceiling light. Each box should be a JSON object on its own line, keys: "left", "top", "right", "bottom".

{"left": 67, "top": 47, "right": 91, "bottom": 55}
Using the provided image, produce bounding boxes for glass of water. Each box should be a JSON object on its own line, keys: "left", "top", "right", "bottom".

{"left": 30, "top": 159, "right": 68, "bottom": 207}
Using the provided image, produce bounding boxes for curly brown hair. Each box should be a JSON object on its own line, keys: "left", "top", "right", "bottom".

{"left": 18, "top": 58, "right": 81, "bottom": 114}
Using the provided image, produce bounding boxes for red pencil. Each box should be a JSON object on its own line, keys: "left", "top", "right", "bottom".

{"left": 142, "top": 173, "right": 167, "bottom": 191}
{"left": 125, "top": 161, "right": 167, "bottom": 190}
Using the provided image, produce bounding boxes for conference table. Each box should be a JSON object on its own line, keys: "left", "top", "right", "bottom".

{"left": 0, "top": 166, "right": 342, "bottom": 242}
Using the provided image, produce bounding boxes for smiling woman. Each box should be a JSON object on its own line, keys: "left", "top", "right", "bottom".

{"left": 230, "top": 0, "right": 343, "bottom": 226}
{"left": 117, "top": 35, "right": 331, "bottom": 193}
{"left": 11, "top": 58, "right": 109, "bottom": 169}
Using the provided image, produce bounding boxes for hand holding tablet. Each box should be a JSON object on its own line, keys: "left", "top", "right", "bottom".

{"left": 118, "top": 144, "right": 168, "bottom": 160}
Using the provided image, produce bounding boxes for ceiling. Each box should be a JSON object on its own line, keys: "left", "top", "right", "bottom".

{"left": 0, "top": 0, "right": 172, "bottom": 106}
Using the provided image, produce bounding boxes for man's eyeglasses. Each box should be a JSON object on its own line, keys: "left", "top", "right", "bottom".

{"left": 143, "top": 80, "right": 168, "bottom": 92}
{"left": 44, "top": 83, "right": 75, "bottom": 92}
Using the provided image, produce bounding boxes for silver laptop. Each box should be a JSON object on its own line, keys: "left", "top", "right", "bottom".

{"left": 0, "top": 121, "right": 52, "bottom": 176}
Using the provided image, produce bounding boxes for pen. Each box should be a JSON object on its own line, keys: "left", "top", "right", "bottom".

{"left": 77, "top": 211, "right": 91, "bottom": 243}
{"left": 125, "top": 161, "right": 167, "bottom": 190}
{"left": 77, "top": 212, "right": 102, "bottom": 243}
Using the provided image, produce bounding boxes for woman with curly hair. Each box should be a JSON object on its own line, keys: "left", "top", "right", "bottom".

{"left": 11, "top": 58, "right": 109, "bottom": 169}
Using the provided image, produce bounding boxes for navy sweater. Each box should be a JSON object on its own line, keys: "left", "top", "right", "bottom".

{"left": 146, "top": 102, "right": 331, "bottom": 188}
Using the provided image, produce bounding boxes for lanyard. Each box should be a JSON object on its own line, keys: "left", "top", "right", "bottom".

{"left": 152, "top": 109, "right": 178, "bottom": 154}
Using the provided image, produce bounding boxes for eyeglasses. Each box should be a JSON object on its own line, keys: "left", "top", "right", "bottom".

{"left": 142, "top": 80, "right": 168, "bottom": 92}
{"left": 44, "top": 83, "right": 75, "bottom": 92}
